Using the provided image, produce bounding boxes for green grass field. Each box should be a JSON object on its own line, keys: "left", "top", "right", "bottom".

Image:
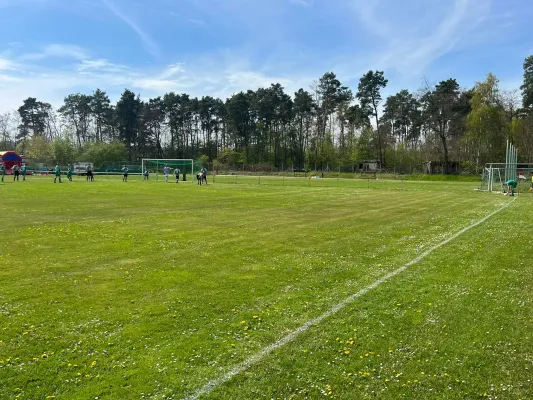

{"left": 1, "top": 176, "right": 532, "bottom": 399}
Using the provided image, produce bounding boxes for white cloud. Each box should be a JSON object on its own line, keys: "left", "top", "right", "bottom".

{"left": 0, "top": 48, "right": 314, "bottom": 113}
{"left": 0, "top": 57, "right": 15, "bottom": 70}
{"left": 289, "top": 0, "right": 312, "bottom": 5}
{"left": 348, "top": 0, "right": 491, "bottom": 76}
{"left": 20, "top": 44, "right": 90, "bottom": 61}
{"left": 132, "top": 78, "right": 181, "bottom": 92}
{"left": 100, "top": 0, "right": 159, "bottom": 57}
{"left": 188, "top": 18, "right": 206, "bottom": 25}
{"left": 158, "top": 63, "right": 185, "bottom": 80}
{"left": 76, "top": 58, "right": 131, "bottom": 74}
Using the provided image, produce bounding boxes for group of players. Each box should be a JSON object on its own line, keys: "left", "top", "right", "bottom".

{"left": 0, "top": 163, "right": 29, "bottom": 182}
{"left": 46, "top": 163, "right": 207, "bottom": 185}
{"left": 51, "top": 164, "right": 94, "bottom": 183}
{"left": 1, "top": 163, "right": 208, "bottom": 184}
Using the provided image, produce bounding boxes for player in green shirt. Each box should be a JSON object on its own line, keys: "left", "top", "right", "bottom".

{"left": 21, "top": 164, "right": 27, "bottom": 181}
{"left": 67, "top": 165, "right": 73, "bottom": 181}
{"left": 122, "top": 166, "right": 129, "bottom": 182}
{"left": 54, "top": 164, "right": 62, "bottom": 183}
{"left": 0, "top": 164, "right": 5, "bottom": 182}
{"left": 504, "top": 179, "right": 517, "bottom": 196}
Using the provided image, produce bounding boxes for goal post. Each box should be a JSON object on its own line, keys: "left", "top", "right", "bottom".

{"left": 141, "top": 159, "right": 199, "bottom": 182}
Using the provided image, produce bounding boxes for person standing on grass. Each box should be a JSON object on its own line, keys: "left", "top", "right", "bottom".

{"left": 201, "top": 166, "right": 207, "bottom": 185}
{"left": 54, "top": 164, "right": 62, "bottom": 183}
{"left": 122, "top": 165, "right": 129, "bottom": 182}
{"left": 0, "top": 163, "right": 5, "bottom": 182}
{"left": 67, "top": 165, "right": 73, "bottom": 182}
{"left": 21, "top": 164, "right": 27, "bottom": 181}
{"left": 504, "top": 179, "right": 517, "bottom": 196}
{"left": 174, "top": 167, "right": 180, "bottom": 183}
{"left": 86, "top": 164, "right": 95, "bottom": 182}
{"left": 13, "top": 164, "right": 20, "bottom": 182}
{"left": 164, "top": 165, "right": 169, "bottom": 182}
{"left": 143, "top": 169, "right": 149, "bottom": 180}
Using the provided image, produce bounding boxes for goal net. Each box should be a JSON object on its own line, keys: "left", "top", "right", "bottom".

{"left": 142, "top": 159, "right": 202, "bottom": 181}
{"left": 479, "top": 166, "right": 504, "bottom": 192}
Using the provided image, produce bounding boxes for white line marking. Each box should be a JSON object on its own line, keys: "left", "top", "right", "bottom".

{"left": 183, "top": 199, "right": 516, "bottom": 400}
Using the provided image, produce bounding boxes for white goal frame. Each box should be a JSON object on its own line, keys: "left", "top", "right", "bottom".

{"left": 141, "top": 159, "right": 195, "bottom": 182}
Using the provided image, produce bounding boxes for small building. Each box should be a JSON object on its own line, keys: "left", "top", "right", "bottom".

{"left": 358, "top": 160, "right": 381, "bottom": 172}
{"left": 424, "top": 161, "right": 461, "bottom": 175}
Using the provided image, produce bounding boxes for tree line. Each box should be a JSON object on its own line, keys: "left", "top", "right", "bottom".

{"left": 2, "top": 56, "right": 533, "bottom": 173}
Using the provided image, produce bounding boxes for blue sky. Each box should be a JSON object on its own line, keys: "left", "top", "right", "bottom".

{"left": 0, "top": 0, "right": 532, "bottom": 111}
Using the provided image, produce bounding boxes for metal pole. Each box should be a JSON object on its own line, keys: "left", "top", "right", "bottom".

{"left": 505, "top": 141, "right": 509, "bottom": 183}
{"left": 488, "top": 164, "right": 492, "bottom": 192}
{"left": 514, "top": 145, "right": 516, "bottom": 181}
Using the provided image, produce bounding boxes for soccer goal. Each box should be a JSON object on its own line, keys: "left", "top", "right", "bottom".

{"left": 141, "top": 159, "right": 199, "bottom": 182}
{"left": 480, "top": 165, "right": 504, "bottom": 192}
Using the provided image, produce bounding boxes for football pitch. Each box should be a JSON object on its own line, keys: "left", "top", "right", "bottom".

{"left": 1, "top": 177, "right": 532, "bottom": 399}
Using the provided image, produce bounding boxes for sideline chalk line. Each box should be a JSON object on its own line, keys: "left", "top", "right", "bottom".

{"left": 183, "top": 198, "right": 516, "bottom": 400}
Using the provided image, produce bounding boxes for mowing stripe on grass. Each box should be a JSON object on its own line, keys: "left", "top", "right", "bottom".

{"left": 182, "top": 198, "right": 516, "bottom": 400}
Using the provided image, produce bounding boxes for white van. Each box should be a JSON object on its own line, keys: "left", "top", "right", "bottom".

{"left": 73, "top": 162, "right": 94, "bottom": 175}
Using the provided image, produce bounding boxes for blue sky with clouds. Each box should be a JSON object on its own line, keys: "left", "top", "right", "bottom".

{"left": 0, "top": 0, "right": 532, "bottom": 111}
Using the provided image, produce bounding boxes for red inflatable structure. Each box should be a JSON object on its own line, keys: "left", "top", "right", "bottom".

{"left": 0, "top": 151, "right": 23, "bottom": 173}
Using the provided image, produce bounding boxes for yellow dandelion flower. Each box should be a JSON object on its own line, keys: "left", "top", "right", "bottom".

{"left": 91, "top": 361, "right": 97, "bottom": 366}
{"left": 344, "top": 349, "right": 350, "bottom": 355}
